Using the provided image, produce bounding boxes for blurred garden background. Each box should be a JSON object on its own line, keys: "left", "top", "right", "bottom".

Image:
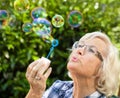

{"left": 0, "top": 0, "right": 120, "bottom": 98}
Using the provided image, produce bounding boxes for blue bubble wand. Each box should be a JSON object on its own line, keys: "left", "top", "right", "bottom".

{"left": 46, "top": 39, "right": 59, "bottom": 59}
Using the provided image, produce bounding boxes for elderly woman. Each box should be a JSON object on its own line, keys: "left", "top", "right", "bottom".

{"left": 25, "top": 32, "right": 120, "bottom": 98}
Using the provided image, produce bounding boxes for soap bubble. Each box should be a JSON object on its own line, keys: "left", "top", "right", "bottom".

{"left": 68, "top": 10, "right": 83, "bottom": 28}
{"left": 22, "top": 22, "right": 32, "bottom": 32}
{"left": 0, "top": 10, "right": 9, "bottom": 20}
{"left": 32, "top": 18, "right": 52, "bottom": 39}
{"left": 14, "top": 0, "right": 30, "bottom": 12}
{"left": 31, "top": 7, "right": 47, "bottom": 19}
{"left": 52, "top": 14, "right": 64, "bottom": 28}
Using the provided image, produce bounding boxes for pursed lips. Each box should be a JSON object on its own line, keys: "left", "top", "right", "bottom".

{"left": 71, "top": 56, "right": 79, "bottom": 62}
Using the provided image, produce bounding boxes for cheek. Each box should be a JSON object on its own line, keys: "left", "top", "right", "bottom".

{"left": 67, "top": 54, "right": 101, "bottom": 77}
{"left": 83, "top": 55, "right": 101, "bottom": 76}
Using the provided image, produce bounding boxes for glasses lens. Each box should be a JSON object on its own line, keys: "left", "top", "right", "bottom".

{"left": 72, "top": 41, "right": 79, "bottom": 49}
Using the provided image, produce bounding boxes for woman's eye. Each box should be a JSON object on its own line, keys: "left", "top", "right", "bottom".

{"left": 78, "top": 45, "right": 84, "bottom": 48}
{"left": 88, "top": 48, "right": 95, "bottom": 53}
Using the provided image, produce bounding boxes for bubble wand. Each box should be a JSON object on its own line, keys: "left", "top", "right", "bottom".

{"left": 46, "top": 39, "right": 59, "bottom": 58}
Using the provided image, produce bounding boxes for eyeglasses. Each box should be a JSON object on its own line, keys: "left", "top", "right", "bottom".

{"left": 72, "top": 41, "right": 103, "bottom": 61}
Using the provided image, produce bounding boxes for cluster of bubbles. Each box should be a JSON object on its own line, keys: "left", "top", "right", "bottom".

{"left": 22, "top": 7, "right": 65, "bottom": 44}
{"left": 13, "top": 0, "right": 83, "bottom": 40}
{"left": 22, "top": 7, "right": 83, "bottom": 40}
{"left": 0, "top": 10, "right": 9, "bottom": 28}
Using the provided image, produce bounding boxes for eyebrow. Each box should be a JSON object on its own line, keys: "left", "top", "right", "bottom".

{"left": 87, "top": 45, "right": 97, "bottom": 49}
{"left": 79, "top": 41, "right": 98, "bottom": 49}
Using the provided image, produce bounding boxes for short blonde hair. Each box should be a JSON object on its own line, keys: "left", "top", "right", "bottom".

{"left": 80, "top": 31, "right": 120, "bottom": 96}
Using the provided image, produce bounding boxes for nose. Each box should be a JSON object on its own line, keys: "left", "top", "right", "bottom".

{"left": 76, "top": 46, "right": 86, "bottom": 55}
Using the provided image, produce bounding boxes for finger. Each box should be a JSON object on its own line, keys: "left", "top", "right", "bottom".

{"left": 26, "top": 60, "right": 38, "bottom": 78}
{"left": 44, "top": 67, "right": 52, "bottom": 81}
{"left": 34, "top": 57, "right": 51, "bottom": 75}
{"left": 38, "top": 58, "right": 51, "bottom": 75}
{"left": 29, "top": 60, "right": 44, "bottom": 78}
{"left": 26, "top": 59, "right": 41, "bottom": 77}
{"left": 27, "top": 57, "right": 51, "bottom": 79}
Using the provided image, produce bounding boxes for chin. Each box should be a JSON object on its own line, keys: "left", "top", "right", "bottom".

{"left": 67, "top": 62, "right": 76, "bottom": 72}
{"left": 67, "top": 61, "right": 72, "bottom": 69}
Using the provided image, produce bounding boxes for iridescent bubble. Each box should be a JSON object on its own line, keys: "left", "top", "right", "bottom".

{"left": 68, "top": 10, "right": 83, "bottom": 28}
{"left": 0, "top": 10, "right": 9, "bottom": 20}
{"left": 32, "top": 18, "right": 52, "bottom": 39}
{"left": 14, "top": 0, "right": 30, "bottom": 12}
{"left": 22, "top": 23, "right": 32, "bottom": 32}
{"left": 52, "top": 14, "right": 64, "bottom": 28}
{"left": 31, "top": 7, "right": 47, "bottom": 19}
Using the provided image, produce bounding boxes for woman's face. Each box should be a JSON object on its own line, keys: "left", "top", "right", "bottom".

{"left": 67, "top": 38, "right": 106, "bottom": 78}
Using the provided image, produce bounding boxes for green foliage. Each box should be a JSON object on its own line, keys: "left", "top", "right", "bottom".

{"left": 0, "top": 0, "right": 120, "bottom": 97}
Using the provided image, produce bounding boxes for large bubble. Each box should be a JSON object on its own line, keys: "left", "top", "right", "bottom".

{"left": 68, "top": 10, "right": 83, "bottom": 28}
{"left": 52, "top": 14, "right": 64, "bottom": 28}
{"left": 22, "top": 22, "right": 32, "bottom": 32}
{"left": 32, "top": 18, "right": 52, "bottom": 40}
{"left": 31, "top": 7, "right": 47, "bottom": 19}
{"left": 14, "top": 0, "right": 30, "bottom": 12}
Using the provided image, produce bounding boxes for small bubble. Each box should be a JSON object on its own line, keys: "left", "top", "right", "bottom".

{"left": 31, "top": 7, "right": 47, "bottom": 19}
{"left": 52, "top": 14, "right": 64, "bottom": 28}
{"left": 68, "top": 10, "right": 83, "bottom": 28}
{"left": 22, "top": 23, "right": 32, "bottom": 32}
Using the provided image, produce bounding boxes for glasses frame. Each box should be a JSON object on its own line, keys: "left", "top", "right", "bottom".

{"left": 72, "top": 41, "right": 103, "bottom": 61}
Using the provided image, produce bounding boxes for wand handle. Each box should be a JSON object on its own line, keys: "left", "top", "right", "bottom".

{"left": 46, "top": 47, "right": 54, "bottom": 59}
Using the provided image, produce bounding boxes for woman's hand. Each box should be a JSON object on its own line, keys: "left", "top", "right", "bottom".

{"left": 25, "top": 57, "right": 52, "bottom": 98}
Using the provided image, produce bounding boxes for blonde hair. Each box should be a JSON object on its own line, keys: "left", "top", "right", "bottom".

{"left": 80, "top": 31, "right": 120, "bottom": 96}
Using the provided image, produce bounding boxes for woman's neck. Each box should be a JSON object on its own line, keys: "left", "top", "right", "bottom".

{"left": 72, "top": 74, "right": 96, "bottom": 98}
